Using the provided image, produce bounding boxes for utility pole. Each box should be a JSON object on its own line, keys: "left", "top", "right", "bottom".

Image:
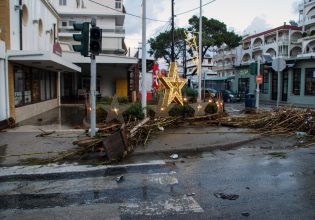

{"left": 171, "top": 0, "right": 175, "bottom": 62}
{"left": 90, "top": 17, "right": 97, "bottom": 137}
{"left": 141, "top": 0, "right": 147, "bottom": 116}
{"left": 198, "top": 0, "right": 202, "bottom": 102}
{"left": 255, "top": 57, "right": 261, "bottom": 110}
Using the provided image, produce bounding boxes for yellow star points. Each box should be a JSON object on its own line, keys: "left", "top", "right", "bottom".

{"left": 159, "top": 62, "right": 187, "bottom": 107}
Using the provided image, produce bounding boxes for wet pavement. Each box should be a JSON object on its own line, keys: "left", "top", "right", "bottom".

{"left": 0, "top": 144, "right": 314, "bottom": 219}
{"left": 15, "top": 105, "right": 85, "bottom": 131}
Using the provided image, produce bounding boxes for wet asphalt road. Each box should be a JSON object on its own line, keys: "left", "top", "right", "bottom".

{"left": 0, "top": 145, "right": 315, "bottom": 220}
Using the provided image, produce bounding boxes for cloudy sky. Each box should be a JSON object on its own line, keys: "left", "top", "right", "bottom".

{"left": 124, "top": 0, "right": 301, "bottom": 55}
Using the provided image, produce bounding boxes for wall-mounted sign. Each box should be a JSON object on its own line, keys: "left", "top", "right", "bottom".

{"left": 53, "top": 42, "right": 62, "bottom": 57}
{"left": 256, "top": 75, "right": 263, "bottom": 84}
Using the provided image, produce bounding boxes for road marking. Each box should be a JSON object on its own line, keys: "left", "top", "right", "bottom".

{"left": 119, "top": 195, "right": 204, "bottom": 216}
{"left": 0, "top": 171, "right": 178, "bottom": 195}
{"left": 145, "top": 171, "right": 178, "bottom": 185}
{"left": 0, "top": 160, "right": 166, "bottom": 178}
{"left": 0, "top": 203, "right": 121, "bottom": 220}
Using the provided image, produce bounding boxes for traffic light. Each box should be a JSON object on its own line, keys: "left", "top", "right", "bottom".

{"left": 73, "top": 22, "right": 89, "bottom": 57}
{"left": 90, "top": 27, "right": 102, "bottom": 55}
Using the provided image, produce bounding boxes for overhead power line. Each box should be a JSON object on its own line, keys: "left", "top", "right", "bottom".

{"left": 175, "top": 0, "right": 217, "bottom": 16}
{"left": 88, "top": 0, "right": 217, "bottom": 23}
{"left": 88, "top": 0, "right": 169, "bottom": 22}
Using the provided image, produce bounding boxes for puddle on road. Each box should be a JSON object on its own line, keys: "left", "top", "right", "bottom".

{"left": 18, "top": 106, "right": 85, "bottom": 129}
{"left": 0, "top": 144, "right": 7, "bottom": 164}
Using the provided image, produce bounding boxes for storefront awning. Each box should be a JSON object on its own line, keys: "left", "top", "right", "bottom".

{"left": 7, "top": 50, "right": 81, "bottom": 72}
{"left": 207, "top": 76, "right": 235, "bottom": 81}
{"left": 63, "top": 51, "right": 138, "bottom": 64}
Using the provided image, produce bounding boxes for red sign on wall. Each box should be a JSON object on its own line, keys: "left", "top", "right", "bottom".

{"left": 53, "top": 42, "right": 62, "bottom": 57}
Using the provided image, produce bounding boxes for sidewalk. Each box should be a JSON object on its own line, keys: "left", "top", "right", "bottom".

{"left": 0, "top": 124, "right": 262, "bottom": 166}
{"left": 133, "top": 126, "right": 260, "bottom": 155}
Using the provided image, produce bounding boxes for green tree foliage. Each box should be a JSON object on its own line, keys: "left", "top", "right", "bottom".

{"left": 187, "top": 15, "right": 242, "bottom": 60}
{"left": 148, "top": 28, "right": 186, "bottom": 63}
{"left": 148, "top": 16, "right": 242, "bottom": 67}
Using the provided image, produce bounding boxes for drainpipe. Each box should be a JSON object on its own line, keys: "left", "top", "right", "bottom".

{"left": 4, "top": 56, "right": 9, "bottom": 119}
{"left": 58, "top": 72, "right": 61, "bottom": 106}
{"left": 19, "top": 0, "right": 23, "bottom": 50}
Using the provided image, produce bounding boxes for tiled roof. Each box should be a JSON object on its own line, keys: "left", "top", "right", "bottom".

{"left": 243, "top": 25, "right": 302, "bottom": 42}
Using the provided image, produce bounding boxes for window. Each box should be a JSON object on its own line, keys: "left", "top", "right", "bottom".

{"left": 115, "top": 0, "right": 122, "bottom": 9}
{"left": 62, "top": 21, "right": 67, "bottom": 27}
{"left": 292, "top": 69, "right": 301, "bottom": 95}
{"left": 59, "top": 0, "right": 67, "bottom": 6}
{"left": 69, "top": 21, "right": 75, "bottom": 27}
{"left": 22, "top": 5, "right": 29, "bottom": 26}
{"left": 14, "top": 65, "right": 57, "bottom": 107}
{"left": 38, "top": 19, "right": 43, "bottom": 36}
{"left": 305, "top": 68, "right": 315, "bottom": 96}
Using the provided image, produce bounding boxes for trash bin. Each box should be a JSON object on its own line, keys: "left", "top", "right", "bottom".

{"left": 245, "top": 93, "right": 256, "bottom": 108}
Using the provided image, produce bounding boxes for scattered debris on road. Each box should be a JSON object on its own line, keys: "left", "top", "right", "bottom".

{"left": 170, "top": 154, "right": 179, "bottom": 159}
{"left": 214, "top": 192, "right": 239, "bottom": 200}
{"left": 241, "top": 212, "right": 250, "bottom": 217}
{"left": 186, "top": 193, "right": 196, "bottom": 196}
{"left": 267, "top": 151, "right": 287, "bottom": 159}
{"left": 116, "top": 175, "right": 124, "bottom": 183}
{"left": 36, "top": 129, "right": 56, "bottom": 137}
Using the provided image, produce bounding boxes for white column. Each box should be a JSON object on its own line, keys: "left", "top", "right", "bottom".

{"left": 58, "top": 72, "right": 61, "bottom": 106}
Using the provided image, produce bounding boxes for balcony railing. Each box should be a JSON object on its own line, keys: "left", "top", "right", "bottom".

{"left": 304, "top": 0, "right": 315, "bottom": 4}
{"left": 59, "top": 26, "right": 125, "bottom": 34}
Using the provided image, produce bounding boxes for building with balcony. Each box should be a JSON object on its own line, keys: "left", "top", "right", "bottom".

{"left": 231, "top": 18, "right": 315, "bottom": 106}
{"left": 184, "top": 56, "right": 217, "bottom": 89}
{"left": 49, "top": 0, "right": 137, "bottom": 103}
{"left": 0, "top": 0, "right": 80, "bottom": 123}
{"left": 298, "top": 0, "right": 315, "bottom": 56}
{"left": 239, "top": 24, "right": 302, "bottom": 66}
{"left": 212, "top": 46, "right": 236, "bottom": 77}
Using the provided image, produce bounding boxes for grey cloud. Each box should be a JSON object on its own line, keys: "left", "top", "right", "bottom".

{"left": 243, "top": 16, "right": 272, "bottom": 35}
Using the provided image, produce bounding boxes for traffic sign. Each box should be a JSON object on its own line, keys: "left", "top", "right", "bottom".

{"left": 272, "top": 58, "right": 286, "bottom": 72}
{"left": 256, "top": 75, "right": 263, "bottom": 84}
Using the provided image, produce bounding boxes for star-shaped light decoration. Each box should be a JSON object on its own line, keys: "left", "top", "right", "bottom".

{"left": 106, "top": 95, "right": 123, "bottom": 122}
{"left": 159, "top": 62, "right": 187, "bottom": 107}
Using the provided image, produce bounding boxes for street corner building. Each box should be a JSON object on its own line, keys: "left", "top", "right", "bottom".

{"left": 0, "top": 0, "right": 81, "bottom": 124}
{"left": 230, "top": 0, "right": 315, "bottom": 107}
{"left": 0, "top": 0, "right": 138, "bottom": 125}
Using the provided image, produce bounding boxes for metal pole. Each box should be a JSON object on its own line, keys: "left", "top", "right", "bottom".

{"left": 141, "top": 0, "right": 147, "bottom": 116}
{"left": 90, "top": 54, "right": 96, "bottom": 137}
{"left": 198, "top": 0, "right": 202, "bottom": 102}
{"left": 183, "top": 40, "right": 187, "bottom": 78}
{"left": 171, "top": 0, "right": 175, "bottom": 62}
{"left": 277, "top": 70, "right": 281, "bottom": 109}
{"left": 255, "top": 58, "right": 260, "bottom": 110}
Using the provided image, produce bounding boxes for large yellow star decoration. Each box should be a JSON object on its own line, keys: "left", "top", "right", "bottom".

{"left": 159, "top": 62, "right": 187, "bottom": 107}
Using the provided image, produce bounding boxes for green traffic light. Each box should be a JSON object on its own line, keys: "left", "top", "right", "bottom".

{"left": 72, "top": 22, "right": 89, "bottom": 57}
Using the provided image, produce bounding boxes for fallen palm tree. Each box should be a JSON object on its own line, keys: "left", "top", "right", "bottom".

{"left": 19, "top": 107, "right": 315, "bottom": 165}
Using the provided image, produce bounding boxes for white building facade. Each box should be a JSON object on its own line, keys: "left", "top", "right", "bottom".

{"left": 49, "top": 0, "right": 137, "bottom": 102}
{"left": 49, "top": 0, "right": 126, "bottom": 54}
{"left": 0, "top": 0, "right": 80, "bottom": 123}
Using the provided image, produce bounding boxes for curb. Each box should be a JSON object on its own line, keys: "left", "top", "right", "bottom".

{"left": 132, "top": 135, "right": 262, "bottom": 156}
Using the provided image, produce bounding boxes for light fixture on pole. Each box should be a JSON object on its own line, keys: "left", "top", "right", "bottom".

{"left": 198, "top": 0, "right": 202, "bottom": 102}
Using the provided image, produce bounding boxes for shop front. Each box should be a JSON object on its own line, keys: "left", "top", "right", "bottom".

{"left": 7, "top": 50, "right": 80, "bottom": 122}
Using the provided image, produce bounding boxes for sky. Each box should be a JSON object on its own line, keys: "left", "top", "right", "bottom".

{"left": 124, "top": 0, "right": 301, "bottom": 55}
